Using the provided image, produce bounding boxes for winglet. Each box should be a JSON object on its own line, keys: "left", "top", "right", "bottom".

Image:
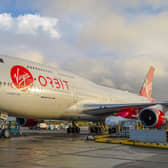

{"left": 139, "top": 66, "right": 155, "bottom": 98}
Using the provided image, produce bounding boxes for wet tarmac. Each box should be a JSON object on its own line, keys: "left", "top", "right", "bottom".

{"left": 0, "top": 133, "right": 168, "bottom": 167}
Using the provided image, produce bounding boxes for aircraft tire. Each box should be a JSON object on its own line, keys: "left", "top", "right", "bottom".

{"left": 72, "top": 127, "right": 75, "bottom": 133}
{"left": 90, "top": 127, "right": 94, "bottom": 133}
{"left": 95, "top": 127, "right": 98, "bottom": 133}
{"left": 67, "top": 127, "right": 69, "bottom": 133}
{"left": 75, "top": 127, "right": 80, "bottom": 134}
{"left": 108, "top": 128, "right": 112, "bottom": 134}
{"left": 67, "top": 127, "right": 71, "bottom": 133}
{"left": 2, "top": 129, "right": 10, "bottom": 138}
{"left": 67, "top": 127, "right": 80, "bottom": 134}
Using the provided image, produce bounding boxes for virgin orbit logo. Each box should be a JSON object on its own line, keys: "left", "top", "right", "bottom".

{"left": 11, "top": 65, "right": 33, "bottom": 91}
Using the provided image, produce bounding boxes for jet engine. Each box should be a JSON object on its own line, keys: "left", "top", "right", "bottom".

{"left": 16, "top": 118, "right": 38, "bottom": 127}
{"left": 105, "top": 116, "right": 129, "bottom": 128}
{"left": 138, "top": 108, "right": 165, "bottom": 128}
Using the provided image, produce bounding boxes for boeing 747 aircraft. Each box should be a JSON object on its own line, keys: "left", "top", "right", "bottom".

{"left": 0, "top": 55, "right": 167, "bottom": 137}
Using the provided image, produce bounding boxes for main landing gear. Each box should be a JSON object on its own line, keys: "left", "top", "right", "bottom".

{"left": 89, "top": 121, "right": 105, "bottom": 134}
{"left": 108, "top": 127, "right": 117, "bottom": 134}
{"left": 0, "top": 112, "right": 10, "bottom": 138}
{"left": 67, "top": 120, "right": 80, "bottom": 134}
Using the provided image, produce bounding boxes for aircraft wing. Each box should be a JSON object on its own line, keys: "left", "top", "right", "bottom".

{"left": 82, "top": 102, "right": 168, "bottom": 116}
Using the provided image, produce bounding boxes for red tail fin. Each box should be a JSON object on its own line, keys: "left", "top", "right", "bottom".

{"left": 139, "top": 66, "right": 155, "bottom": 98}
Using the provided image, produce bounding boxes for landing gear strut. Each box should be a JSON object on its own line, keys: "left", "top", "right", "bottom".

{"left": 0, "top": 112, "right": 10, "bottom": 138}
{"left": 89, "top": 121, "right": 105, "bottom": 134}
{"left": 67, "top": 120, "right": 80, "bottom": 134}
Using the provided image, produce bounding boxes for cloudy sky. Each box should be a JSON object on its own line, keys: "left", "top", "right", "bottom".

{"left": 0, "top": 0, "right": 168, "bottom": 100}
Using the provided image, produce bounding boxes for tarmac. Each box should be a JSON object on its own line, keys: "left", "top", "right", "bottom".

{"left": 0, "top": 128, "right": 168, "bottom": 168}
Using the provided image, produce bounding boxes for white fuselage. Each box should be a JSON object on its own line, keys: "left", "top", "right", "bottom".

{"left": 0, "top": 55, "right": 149, "bottom": 119}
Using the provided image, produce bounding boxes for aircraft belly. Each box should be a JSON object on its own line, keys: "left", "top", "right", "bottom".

{"left": 0, "top": 90, "right": 74, "bottom": 119}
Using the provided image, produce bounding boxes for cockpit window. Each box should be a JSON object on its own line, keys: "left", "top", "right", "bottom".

{"left": 0, "top": 58, "right": 4, "bottom": 63}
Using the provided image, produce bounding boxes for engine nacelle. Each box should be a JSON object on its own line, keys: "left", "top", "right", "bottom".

{"left": 138, "top": 108, "right": 165, "bottom": 128}
{"left": 16, "top": 118, "right": 38, "bottom": 127}
{"left": 105, "top": 116, "right": 129, "bottom": 128}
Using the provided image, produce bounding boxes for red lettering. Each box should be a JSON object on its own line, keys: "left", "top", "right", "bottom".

{"left": 63, "top": 80, "right": 69, "bottom": 90}
{"left": 53, "top": 78, "right": 60, "bottom": 89}
{"left": 59, "top": 80, "right": 64, "bottom": 90}
{"left": 47, "top": 77, "right": 54, "bottom": 88}
{"left": 39, "top": 76, "right": 47, "bottom": 87}
{"left": 38, "top": 75, "right": 69, "bottom": 91}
